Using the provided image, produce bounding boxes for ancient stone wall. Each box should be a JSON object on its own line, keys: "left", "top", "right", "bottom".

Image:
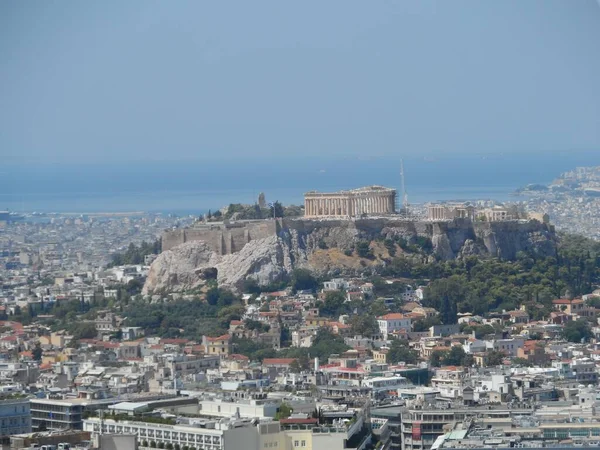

{"left": 162, "top": 220, "right": 278, "bottom": 254}
{"left": 162, "top": 217, "right": 555, "bottom": 260}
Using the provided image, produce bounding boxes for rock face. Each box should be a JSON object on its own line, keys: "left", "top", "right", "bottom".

{"left": 143, "top": 241, "right": 221, "bottom": 294}
{"left": 143, "top": 218, "right": 557, "bottom": 294}
{"left": 217, "top": 236, "right": 294, "bottom": 291}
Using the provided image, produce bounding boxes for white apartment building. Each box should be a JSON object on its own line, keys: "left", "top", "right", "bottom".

{"left": 377, "top": 313, "right": 412, "bottom": 340}
{"left": 84, "top": 417, "right": 267, "bottom": 450}
{"left": 198, "top": 397, "right": 280, "bottom": 419}
{"left": 430, "top": 367, "right": 468, "bottom": 399}
{"left": 84, "top": 415, "right": 371, "bottom": 450}
{"left": 323, "top": 279, "right": 349, "bottom": 291}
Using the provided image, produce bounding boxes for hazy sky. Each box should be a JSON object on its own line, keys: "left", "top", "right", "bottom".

{"left": 2, "top": 1, "right": 600, "bottom": 164}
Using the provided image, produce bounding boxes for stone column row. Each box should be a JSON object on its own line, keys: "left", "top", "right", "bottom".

{"left": 305, "top": 197, "right": 352, "bottom": 217}
{"left": 306, "top": 193, "right": 395, "bottom": 217}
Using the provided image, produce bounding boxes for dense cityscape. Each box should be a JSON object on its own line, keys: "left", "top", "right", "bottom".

{"left": 0, "top": 170, "right": 600, "bottom": 450}
{"left": 3, "top": 2, "right": 600, "bottom": 450}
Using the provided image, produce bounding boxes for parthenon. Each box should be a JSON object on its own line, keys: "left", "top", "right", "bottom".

{"left": 304, "top": 186, "right": 396, "bottom": 218}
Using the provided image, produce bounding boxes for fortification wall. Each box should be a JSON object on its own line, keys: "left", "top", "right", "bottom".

{"left": 162, "top": 217, "right": 555, "bottom": 260}
{"left": 162, "top": 220, "right": 278, "bottom": 254}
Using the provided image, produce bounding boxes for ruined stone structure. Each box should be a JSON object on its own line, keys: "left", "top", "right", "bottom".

{"left": 162, "top": 220, "right": 278, "bottom": 253}
{"left": 428, "top": 204, "right": 476, "bottom": 221}
{"left": 304, "top": 185, "right": 396, "bottom": 218}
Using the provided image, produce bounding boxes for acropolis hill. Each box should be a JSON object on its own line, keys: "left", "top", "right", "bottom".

{"left": 149, "top": 210, "right": 557, "bottom": 293}
{"left": 161, "top": 216, "right": 556, "bottom": 260}
{"left": 145, "top": 185, "right": 558, "bottom": 293}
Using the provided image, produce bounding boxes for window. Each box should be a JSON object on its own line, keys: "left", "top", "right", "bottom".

{"left": 301, "top": 440, "right": 306, "bottom": 447}
{"left": 294, "top": 441, "right": 299, "bottom": 447}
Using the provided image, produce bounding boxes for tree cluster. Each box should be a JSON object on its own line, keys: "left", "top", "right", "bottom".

{"left": 109, "top": 240, "right": 161, "bottom": 267}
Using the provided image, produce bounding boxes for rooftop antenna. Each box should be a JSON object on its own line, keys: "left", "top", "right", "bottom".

{"left": 400, "top": 159, "right": 409, "bottom": 215}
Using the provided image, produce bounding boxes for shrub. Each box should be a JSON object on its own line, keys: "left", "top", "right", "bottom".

{"left": 356, "top": 241, "right": 374, "bottom": 259}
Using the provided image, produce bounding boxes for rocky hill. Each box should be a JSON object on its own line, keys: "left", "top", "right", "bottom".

{"left": 143, "top": 218, "right": 557, "bottom": 294}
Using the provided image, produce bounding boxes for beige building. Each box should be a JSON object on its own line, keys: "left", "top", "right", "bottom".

{"left": 203, "top": 334, "right": 233, "bottom": 357}
{"left": 304, "top": 185, "right": 396, "bottom": 218}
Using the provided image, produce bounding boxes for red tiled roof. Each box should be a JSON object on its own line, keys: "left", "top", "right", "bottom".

{"left": 205, "top": 334, "right": 231, "bottom": 342}
{"left": 101, "top": 342, "right": 120, "bottom": 349}
{"left": 378, "top": 313, "right": 408, "bottom": 320}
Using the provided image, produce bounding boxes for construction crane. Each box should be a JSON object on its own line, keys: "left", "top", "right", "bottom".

{"left": 400, "top": 159, "right": 409, "bottom": 215}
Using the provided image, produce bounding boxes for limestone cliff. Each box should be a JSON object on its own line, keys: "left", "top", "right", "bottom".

{"left": 143, "top": 218, "right": 557, "bottom": 294}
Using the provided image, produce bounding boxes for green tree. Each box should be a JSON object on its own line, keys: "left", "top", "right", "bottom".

{"left": 387, "top": 339, "right": 419, "bottom": 365}
{"left": 356, "top": 241, "right": 374, "bottom": 259}
{"left": 320, "top": 291, "right": 348, "bottom": 317}
{"left": 291, "top": 269, "right": 319, "bottom": 292}
{"left": 32, "top": 343, "right": 43, "bottom": 361}
{"left": 443, "top": 346, "right": 470, "bottom": 367}
{"left": 484, "top": 350, "right": 505, "bottom": 367}
{"left": 206, "top": 287, "right": 220, "bottom": 306}
{"left": 412, "top": 316, "right": 441, "bottom": 332}
{"left": 424, "top": 276, "right": 462, "bottom": 324}
{"left": 430, "top": 350, "right": 447, "bottom": 368}
{"left": 270, "top": 201, "right": 285, "bottom": 218}
{"left": 349, "top": 314, "right": 379, "bottom": 337}
{"left": 70, "top": 322, "right": 98, "bottom": 340}
{"left": 563, "top": 319, "right": 593, "bottom": 343}
{"left": 274, "top": 403, "right": 293, "bottom": 420}
{"left": 243, "top": 278, "right": 262, "bottom": 295}
{"left": 307, "top": 327, "right": 349, "bottom": 361}
{"left": 289, "top": 359, "right": 301, "bottom": 373}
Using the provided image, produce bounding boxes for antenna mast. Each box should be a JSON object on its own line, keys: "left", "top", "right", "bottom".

{"left": 400, "top": 159, "right": 409, "bottom": 215}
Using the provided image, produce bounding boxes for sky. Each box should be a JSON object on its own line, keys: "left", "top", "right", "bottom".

{"left": 1, "top": 1, "right": 600, "bottom": 165}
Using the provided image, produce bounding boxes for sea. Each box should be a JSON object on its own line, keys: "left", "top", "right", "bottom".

{"left": 2, "top": 151, "right": 598, "bottom": 215}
